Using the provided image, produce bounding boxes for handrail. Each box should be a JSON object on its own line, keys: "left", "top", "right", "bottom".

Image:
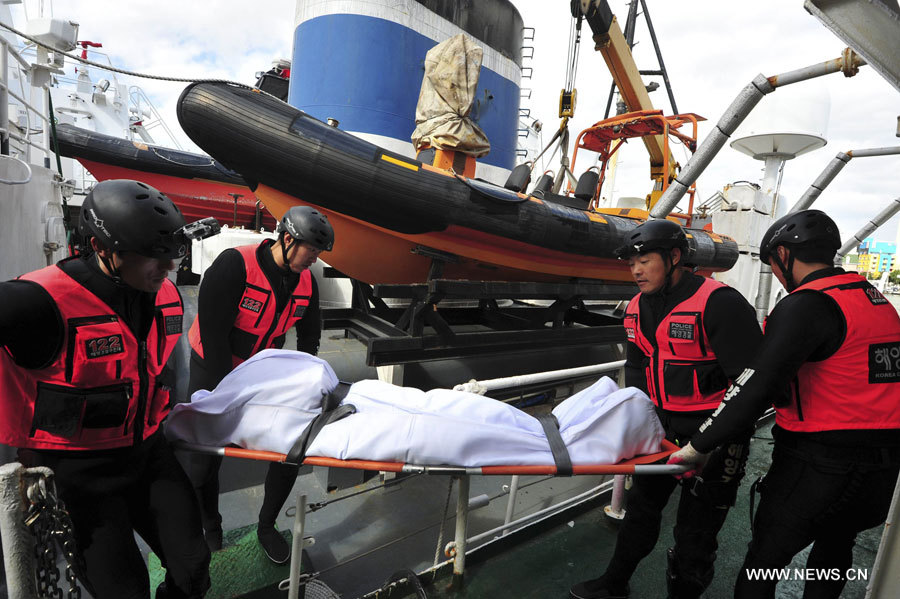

{"left": 4, "top": 87, "right": 50, "bottom": 124}
{"left": 0, "top": 155, "right": 33, "bottom": 184}
{"left": 0, "top": 32, "right": 55, "bottom": 163}
{"left": 1, "top": 36, "right": 32, "bottom": 70}
{"left": 454, "top": 360, "right": 626, "bottom": 395}
{"left": 129, "top": 85, "right": 184, "bottom": 149}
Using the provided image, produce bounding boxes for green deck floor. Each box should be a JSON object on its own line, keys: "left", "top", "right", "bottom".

{"left": 149, "top": 420, "right": 884, "bottom": 598}
{"left": 405, "top": 420, "right": 883, "bottom": 599}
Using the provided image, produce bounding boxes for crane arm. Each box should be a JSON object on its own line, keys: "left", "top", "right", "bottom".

{"left": 578, "top": 1, "right": 673, "bottom": 192}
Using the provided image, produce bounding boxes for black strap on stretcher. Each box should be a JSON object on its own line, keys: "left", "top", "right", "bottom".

{"left": 286, "top": 382, "right": 355, "bottom": 465}
{"left": 536, "top": 413, "right": 573, "bottom": 476}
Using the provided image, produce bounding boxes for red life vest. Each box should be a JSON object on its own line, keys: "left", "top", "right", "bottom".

{"left": 776, "top": 272, "right": 900, "bottom": 432}
{"left": 624, "top": 278, "right": 730, "bottom": 412}
{"left": 188, "top": 243, "right": 312, "bottom": 367}
{"left": 0, "top": 264, "right": 183, "bottom": 450}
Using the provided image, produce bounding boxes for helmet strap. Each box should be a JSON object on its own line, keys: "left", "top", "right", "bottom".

{"left": 663, "top": 253, "right": 673, "bottom": 288}
{"left": 97, "top": 252, "right": 122, "bottom": 283}
{"left": 279, "top": 233, "right": 296, "bottom": 272}
{"left": 663, "top": 248, "right": 682, "bottom": 292}
{"left": 771, "top": 247, "right": 798, "bottom": 292}
{"left": 647, "top": 250, "right": 677, "bottom": 297}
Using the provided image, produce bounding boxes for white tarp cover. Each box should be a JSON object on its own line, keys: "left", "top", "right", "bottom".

{"left": 166, "top": 350, "right": 665, "bottom": 467}
{"left": 410, "top": 33, "right": 491, "bottom": 158}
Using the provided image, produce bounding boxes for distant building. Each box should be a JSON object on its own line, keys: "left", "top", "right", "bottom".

{"left": 842, "top": 253, "right": 860, "bottom": 273}
{"left": 857, "top": 237, "right": 897, "bottom": 276}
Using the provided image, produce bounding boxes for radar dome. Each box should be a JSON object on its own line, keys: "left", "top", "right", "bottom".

{"left": 730, "top": 83, "right": 830, "bottom": 159}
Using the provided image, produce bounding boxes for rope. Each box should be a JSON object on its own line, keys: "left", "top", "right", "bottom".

{"left": 529, "top": 119, "right": 568, "bottom": 173}
{"left": 45, "top": 92, "right": 73, "bottom": 235}
{"left": 147, "top": 145, "right": 215, "bottom": 168}
{"left": 433, "top": 477, "right": 454, "bottom": 567}
{"left": 0, "top": 20, "right": 269, "bottom": 94}
{"left": 449, "top": 170, "right": 533, "bottom": 202}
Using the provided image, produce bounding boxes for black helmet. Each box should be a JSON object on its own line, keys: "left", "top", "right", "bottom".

{"left": 79, "top": 179, "right": 187, "bottom": 259}
{"left": 759, "top": 209, "right": 840, "bottom": 265}
{"left": 615, "top": 219, "right": 688, "bottom": 259}
{"left": 278, "top": 206, "right": 334, "bottom": 251}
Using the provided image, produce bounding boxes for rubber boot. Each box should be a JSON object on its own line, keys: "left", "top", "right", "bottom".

{"left": 257, "top": 524, "right": 290, "bottom": 564}
{"left": 666, "top": 548, "right": 707, "bottom": 599}
{"left": 569, "top": 575, "right": 630, "bottom": 599}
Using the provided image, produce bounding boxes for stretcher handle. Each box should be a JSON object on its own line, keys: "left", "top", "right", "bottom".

{"left": 171, "top": 440, "right": 688, "bottom": 476}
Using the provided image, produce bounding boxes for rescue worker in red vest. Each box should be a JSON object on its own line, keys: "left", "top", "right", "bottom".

{"left": 571, "top": 219, "right": 763, "bottom": 599}
{"left": 186, "top": 205, "right": 332, "bottom": 563}
{"left": 669, "top": 209, "right": 900, "bottom": 599}
{"left": 0, "top": 180, "right": 210, "bottom": 599}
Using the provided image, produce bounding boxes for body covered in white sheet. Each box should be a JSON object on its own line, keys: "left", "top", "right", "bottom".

{"left": 166, "top": 350, "right": 665, "bottom": 467}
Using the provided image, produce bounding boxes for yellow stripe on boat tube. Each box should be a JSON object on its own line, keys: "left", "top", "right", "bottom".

{"left": 381, "top": 154, "right": 419, "bottom": 171}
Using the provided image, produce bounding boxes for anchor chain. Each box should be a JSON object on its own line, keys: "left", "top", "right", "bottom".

{"left": 24, "top": 475, "right": 85, "bottom": 599}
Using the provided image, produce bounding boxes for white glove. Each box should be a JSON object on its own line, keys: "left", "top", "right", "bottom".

{"left": 666, "top": 442, "right": 709, "bottom": 479}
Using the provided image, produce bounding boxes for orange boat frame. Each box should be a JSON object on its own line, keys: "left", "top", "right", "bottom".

{"left": 570, "top": 110, "right": 705, "bottom": 225}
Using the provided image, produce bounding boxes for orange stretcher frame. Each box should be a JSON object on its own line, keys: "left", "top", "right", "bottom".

{"left": 173, "top": 439, "right": 686, "bottom": 476}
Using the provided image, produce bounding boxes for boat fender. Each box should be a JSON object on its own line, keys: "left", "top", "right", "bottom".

{"left": 504, "top": 163, "right": 532, "bottom": 193}
{"left": 532, "top": 173, "right": 554, "bottom": 199}
{"left": 574, "top": 168, "right": 600, "bottom": 201}
{"left": 535, "top": 413, "right": 573, "bottom": 476}
{"left": 286, "top": 382, "right": 355, "bottom": 464}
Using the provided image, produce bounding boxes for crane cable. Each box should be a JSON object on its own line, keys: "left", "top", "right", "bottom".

{"left": 565, "top": 2, "right": 583, "bottom": 95}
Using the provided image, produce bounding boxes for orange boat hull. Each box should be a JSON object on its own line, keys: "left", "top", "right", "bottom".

{"left": 261, "top": 184, "right": 656, "bottom": 284}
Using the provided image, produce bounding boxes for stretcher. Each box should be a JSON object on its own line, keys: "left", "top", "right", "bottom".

{"left": 173, "top": 438, "right": 687, "bottom": 599}
{"left": 174, "top": 438, "right": 684, "bottom": 475}
{"left": 168, "top": 352, "right": 688, "bottom": 597}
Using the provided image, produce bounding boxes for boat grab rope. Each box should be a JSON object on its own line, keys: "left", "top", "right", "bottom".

{"left": 450, "top": 169, "right": 535, "bottom": 203}
{"left": 0, "top": 20, "right": 274, "bottom": 95}
{"left": 148, "top": 145, "right": 216, "bottom": 168}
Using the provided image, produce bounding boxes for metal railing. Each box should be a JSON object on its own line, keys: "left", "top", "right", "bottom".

{"left": 0, "top": 36, "right": 54, "bottom": 164}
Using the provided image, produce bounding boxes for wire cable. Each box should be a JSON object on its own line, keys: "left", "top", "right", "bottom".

{"left": 0, "top": 20, "right": 241, "bottom": 85}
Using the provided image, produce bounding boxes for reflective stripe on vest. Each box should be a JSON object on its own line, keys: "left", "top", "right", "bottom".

{"left": 624, "top": 278, "right": 729, "bottom": 412}
{"left": 776, "top": 272, "right": 900, "bottom": 432}
{"left": 188, "top": 243, "right": 312, "bottom": 368}
{"left": 0, "top": 264, "right": 183, "bottom": 450}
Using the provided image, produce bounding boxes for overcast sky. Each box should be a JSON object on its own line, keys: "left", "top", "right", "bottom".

{"left": 11, "top": 0, "right": 899, "bottom": 246}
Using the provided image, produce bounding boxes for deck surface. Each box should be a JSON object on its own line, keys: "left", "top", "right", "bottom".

{"left": 403, "top": 420, "right": 884, "bottom": 599}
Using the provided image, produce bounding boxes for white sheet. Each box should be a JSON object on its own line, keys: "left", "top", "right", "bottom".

{"left": 167, "top": 351, "right": 338, "bottom": 453}
{"left": 166, "top": 350, "right": 665, "bottom": 467}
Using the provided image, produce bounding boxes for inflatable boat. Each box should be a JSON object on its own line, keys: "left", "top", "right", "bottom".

{"left": 52, "top": 123, "right": 275, "bottom": 230}
{"left": 176, "top": 82, "right": 739, "bottom": 284}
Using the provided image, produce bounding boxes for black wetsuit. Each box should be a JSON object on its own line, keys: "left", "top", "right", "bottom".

{"left": 185, "top": 240, "right": 321, "bottom": 536}
{"left": 603, "top": 271, "right": 763, "bottom": 598}
{"left": 0, "top": 256, "right": 209, "bottom": 599}
{"left": 691, "top": 267, "right": 900, "bottom": 599}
